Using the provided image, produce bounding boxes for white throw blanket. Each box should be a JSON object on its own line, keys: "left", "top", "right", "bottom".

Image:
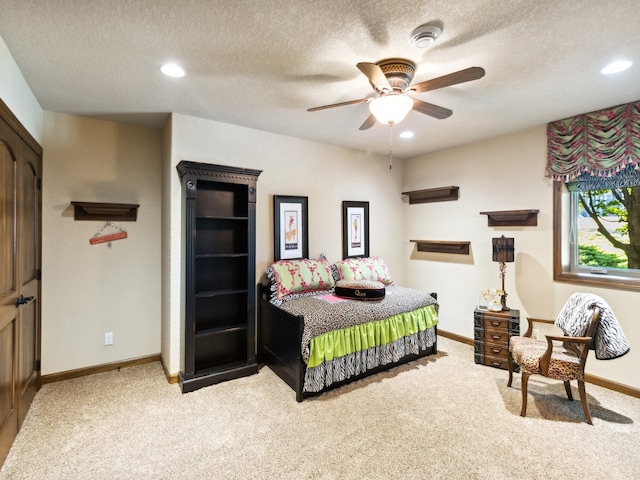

{"left": 554, "top": 293, "right": 630, "bottom": 360}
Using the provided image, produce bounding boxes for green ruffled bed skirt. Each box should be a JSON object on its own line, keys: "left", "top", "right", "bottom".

{"left": 304, "top": 305, "right": 438, "bottom": 393}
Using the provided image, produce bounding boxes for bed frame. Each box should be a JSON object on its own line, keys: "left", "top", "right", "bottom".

{"left": 257, "top": 283, "right": 438, "bottom": 402}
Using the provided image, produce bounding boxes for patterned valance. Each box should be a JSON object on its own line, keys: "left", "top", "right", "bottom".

{"left": 546, "top": 101, "right": 640, "bottom": 183}
{"left": 566, "top": 163, "right": 640, "bottom": 191}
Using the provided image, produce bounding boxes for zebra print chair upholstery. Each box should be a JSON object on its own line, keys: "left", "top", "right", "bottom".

{"left": 507, "top": 297, "right": 601, "bottom": 425}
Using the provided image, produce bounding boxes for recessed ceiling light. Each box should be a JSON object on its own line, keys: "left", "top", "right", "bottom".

{"left": 400, "top": 131, "right": 414, "bottom": 139}
{"left": 161, "top": 63, "right": 186, "bottom": 78}
{"left": 600, "top": 60, "right": 632, "bottom": 75}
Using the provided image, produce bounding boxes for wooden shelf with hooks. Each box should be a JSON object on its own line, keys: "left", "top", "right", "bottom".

{"left": 71, "top": 202, "right": 139, "bottom": 221}
{"left": 410, "top": 240, "right": 470, "bottom": 255}
{"left": 402, "top": 186, "right": 459, "bottom": 204}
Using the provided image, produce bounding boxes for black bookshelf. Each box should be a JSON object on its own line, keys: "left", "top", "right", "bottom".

{"left": 177, "top": 161, "right": 262, "bottom": 393}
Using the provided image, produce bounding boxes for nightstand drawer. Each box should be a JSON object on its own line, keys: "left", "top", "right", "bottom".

{"left": 485, "top": 343, "right": 509, "bottom": 358}
{"left": 484, "top": 316, "right": 509, "bottom": 330}
{"left": 474, "top": 341, "right": 509, "bottom": 358}
{"left": 484, "top": 328, "right": 509, "bottom": 344}
{"left": 480, "top": 356, "right": 509, "bottom": 369}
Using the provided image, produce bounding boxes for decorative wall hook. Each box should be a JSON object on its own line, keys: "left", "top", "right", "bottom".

{"left": 90, "top": 221, "right": 128, "bottom": 247}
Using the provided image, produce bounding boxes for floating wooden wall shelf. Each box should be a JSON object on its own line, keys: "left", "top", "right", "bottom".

{"left": 71, "top": 201, "right": 139, "bottom": 221}
{"left": 402, "top": 186, "right": 459, "bottom": 204}
{"left": 480, "top": 209, "right": 539, "bottom": 227}
{"left": 410, "top": 240, "right": 470, "bottom": 255}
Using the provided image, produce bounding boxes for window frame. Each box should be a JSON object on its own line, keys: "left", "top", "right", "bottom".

{"left": 553, "top": 181, "right": 640, "bottom": 292}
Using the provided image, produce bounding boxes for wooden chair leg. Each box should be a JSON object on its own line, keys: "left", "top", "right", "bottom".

{"left": 507, "top": 350, "right": 514, "bottom": 387}
{"left": 578, "top": 380, "right": 593, "bottom": 425}
{"left": 520, "top": 373, "right": 530, "bottom": 417}
{"left": 563, "top": 380, "right": 573, "bottom": 401}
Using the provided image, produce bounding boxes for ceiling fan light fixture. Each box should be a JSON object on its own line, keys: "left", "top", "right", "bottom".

{"left": 409, "top": 24, "right": 442, "bottom": 48}
{"left": 369, "top": 95, "right": 413, "bottom": 124}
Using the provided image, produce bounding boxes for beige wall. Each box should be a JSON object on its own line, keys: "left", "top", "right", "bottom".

{"left": 0, "top": 35, "right": 43, "bottom": 142}
{"left": 404, "top": 126, "right": 640, "bottom": 390}
{"left": 41, "top": 112, "right": 162, "bottom": 375}
{"left": 161, "top": 116, "right": 175, "bottom": 376}
{"left": 163, "top": 113, "right": 406, "bottom": 374}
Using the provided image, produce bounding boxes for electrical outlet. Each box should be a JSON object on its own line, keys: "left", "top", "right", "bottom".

{"left": 532, "top": 328, "right": 540, "bottom": 340}
{"left": 104, "top": 332, "right": 113, "bottom": 346}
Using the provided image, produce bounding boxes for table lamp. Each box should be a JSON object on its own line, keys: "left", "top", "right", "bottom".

{"left": 492, "top": 235, "right": 514, "bottom": 311}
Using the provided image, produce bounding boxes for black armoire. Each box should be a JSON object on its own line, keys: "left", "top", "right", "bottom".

{"left": 176, "top": 161, "right": 262, "bottom": 393}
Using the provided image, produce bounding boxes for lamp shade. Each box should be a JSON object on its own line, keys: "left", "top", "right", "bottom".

{"left": 492, "top": 235, "right": 515, "bottom": 262}
{"left": 369, "top": 95, "right": 413, "bottom": 125}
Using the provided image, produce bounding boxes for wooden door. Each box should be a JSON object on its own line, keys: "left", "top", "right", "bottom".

{"left": 0, "top": 101, "right": 42, "bottom": 466}
{"left": 16, "top": 140, "right": 40, "bottom": 427}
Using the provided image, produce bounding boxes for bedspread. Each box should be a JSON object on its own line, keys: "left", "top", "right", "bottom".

{"left": 278, "top": 285, "right": 437, "bottom": 364}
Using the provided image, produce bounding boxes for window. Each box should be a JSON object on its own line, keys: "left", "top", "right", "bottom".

{"left": 553, "top": 181, "right": 640, "bottom": 291}
{"left": 548, "top": 100, "right": 640, "bottom": 292}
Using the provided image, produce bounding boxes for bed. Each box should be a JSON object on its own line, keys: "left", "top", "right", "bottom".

{"left": 257, "top": 256, "right": 439, "bottom": 401}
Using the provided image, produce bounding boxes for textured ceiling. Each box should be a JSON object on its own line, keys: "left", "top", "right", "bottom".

{"left": 1, "top": 0, "right": 639, "bottom": 159}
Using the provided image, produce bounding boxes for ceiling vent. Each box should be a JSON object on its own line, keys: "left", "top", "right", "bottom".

{"left": 409, "top": 24, "right": 442, "bottom": 48}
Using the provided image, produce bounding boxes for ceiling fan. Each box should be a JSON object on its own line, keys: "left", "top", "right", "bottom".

{"left": 308, "top": 58, "right": 485, "bottom": 130}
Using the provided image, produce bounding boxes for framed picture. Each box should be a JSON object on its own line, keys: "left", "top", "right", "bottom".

{"left": 274, "top": 195, "right": 309, "bottom": 261}
{"left": 342, "top": 201, "right": 369, "bottom": 258}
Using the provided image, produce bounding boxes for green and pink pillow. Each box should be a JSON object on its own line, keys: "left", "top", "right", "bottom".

{"left": 267, "top": 258, "right": 335, "bottom": 305}
{"left": 332, "top": 256, "right": 395, "bottom": 286}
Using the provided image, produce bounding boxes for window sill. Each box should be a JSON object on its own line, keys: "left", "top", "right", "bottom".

{"left": 554, "top": 270, "right": 640, "bottom": 292}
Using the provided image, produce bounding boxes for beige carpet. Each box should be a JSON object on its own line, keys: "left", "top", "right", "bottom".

{"left": 2, "top": 337, "right": 639, "bottom": 479}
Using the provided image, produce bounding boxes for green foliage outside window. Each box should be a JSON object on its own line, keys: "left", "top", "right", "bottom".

{"left": 578, "top": 244, "right": 627, "bottom": 269}
{"left": 578, "top": 186, "right": 639, "bottom": 270}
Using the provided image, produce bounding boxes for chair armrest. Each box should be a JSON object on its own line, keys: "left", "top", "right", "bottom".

{"left": 539, "top": 335, "right": 592, "bottom": 375}
{"left": 545, "top": 335, "right": 592, "bottom": 344}
{"left": 523, "top": 317, "right": 555, "bottom": 337}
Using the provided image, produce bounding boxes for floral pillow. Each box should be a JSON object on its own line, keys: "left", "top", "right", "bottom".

{"left": 266, "top": 258, "right": 335, "bottom": 306}
{"left": 332, "top": 256, "right": 395, "bottom": 286}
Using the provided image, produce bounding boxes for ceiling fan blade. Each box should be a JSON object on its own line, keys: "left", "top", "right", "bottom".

{"left": 412, "top": 99, "right": 452, "bottom": 119}
{"left": 307, "top": 98, "right": 369, "bottom": 112}
{"left": 359, "top": 114, "right": 377, "bottom": 131}
{"left": 411, "top": 67, "right": 485, "bottom": 93}
{"left": 356, "top": 62, "right": 392, "bottom": 92}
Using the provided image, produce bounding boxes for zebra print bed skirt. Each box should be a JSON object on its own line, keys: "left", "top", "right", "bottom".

{"left": 303, "top": 327, "right": 437, "bottom": 393}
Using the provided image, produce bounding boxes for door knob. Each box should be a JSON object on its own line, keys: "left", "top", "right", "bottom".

{"left": 15, "top": 295, "right": 34, "bottom": 307}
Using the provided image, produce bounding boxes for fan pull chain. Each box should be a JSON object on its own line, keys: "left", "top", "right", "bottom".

{"left": 388, "top": 123, "right": 393, "bottom": 170}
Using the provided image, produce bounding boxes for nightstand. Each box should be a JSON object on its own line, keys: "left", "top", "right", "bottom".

{"left": 474, "top": 308, "right": 520, "bottom": 370}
